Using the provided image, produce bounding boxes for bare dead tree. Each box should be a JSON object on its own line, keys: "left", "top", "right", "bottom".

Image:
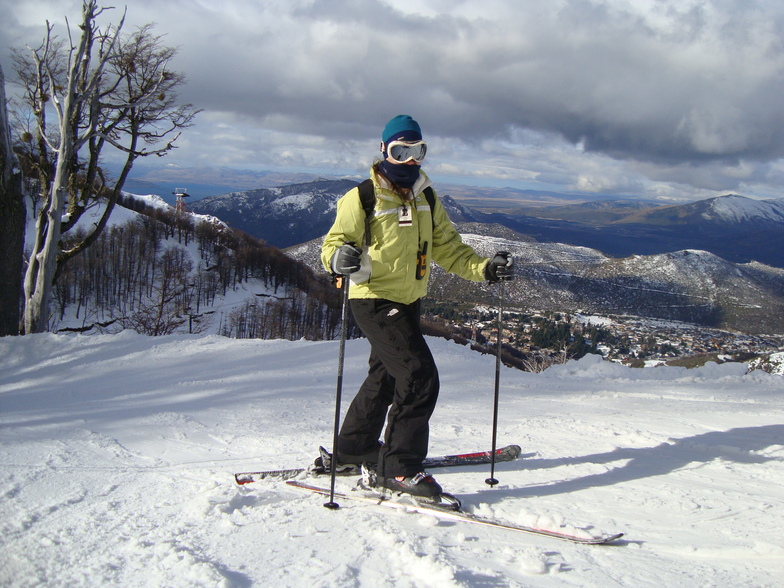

{"left": 14, "top": 1, "right": 199, "bottom": 333}
{"left": 123, "top": 246, "right": 193, "bottom": 336}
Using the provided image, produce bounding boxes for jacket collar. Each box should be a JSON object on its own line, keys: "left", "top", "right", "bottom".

{"left": 372, "top": 167, "right": 431, "bottom": 198}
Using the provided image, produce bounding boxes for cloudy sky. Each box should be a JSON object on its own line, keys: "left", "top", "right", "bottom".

{"left": 3, "top": 0, "right": 784, "bottom": 202}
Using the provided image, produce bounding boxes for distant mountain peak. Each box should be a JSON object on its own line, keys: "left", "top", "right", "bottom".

{"left": 189, "top": 178, "right": 358, "bottom": 248}
{"left": 703, "top": 194, "right": 784, "bottom": 224}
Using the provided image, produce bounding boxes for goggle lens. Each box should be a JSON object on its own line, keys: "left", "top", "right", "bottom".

{"left": 387, "top": 140, "right": 427, "bottom": 164}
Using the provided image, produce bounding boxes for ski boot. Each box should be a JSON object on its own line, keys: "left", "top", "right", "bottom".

{"left": 360, "top": 468, "right": 461, "bottom": 511}
{"left": 309, "top": 446, "right": 361, "bottom": 476}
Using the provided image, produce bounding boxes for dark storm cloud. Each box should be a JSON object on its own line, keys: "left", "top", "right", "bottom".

{"left": 4, "top": 0, "right": 784, "bottom": 199}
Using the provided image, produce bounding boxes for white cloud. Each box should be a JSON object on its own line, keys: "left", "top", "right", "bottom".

{"left": 3, "top": 0, "right": 784, "bottom": 201}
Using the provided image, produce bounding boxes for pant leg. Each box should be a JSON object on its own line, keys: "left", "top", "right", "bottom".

{"left": 336, "top": 346, "right": 394, "bottom": 462}
{"left": 344, "top": 298, "right": 439, "bottom": 478}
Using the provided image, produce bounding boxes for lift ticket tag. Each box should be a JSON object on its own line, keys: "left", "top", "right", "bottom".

{"left": 398, "top": 205, "right": 413, "bottom": 227}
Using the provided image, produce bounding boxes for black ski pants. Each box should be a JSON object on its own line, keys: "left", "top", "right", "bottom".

{"left": 337, "top": 298, "right": 439, "bottom": 479}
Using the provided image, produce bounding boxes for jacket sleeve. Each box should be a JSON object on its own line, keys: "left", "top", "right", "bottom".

{"left": 321, "top": 187, "right": 366, "bottom": 274}
{"left": 429, "top": 190, "right": 489, "bottom": 282}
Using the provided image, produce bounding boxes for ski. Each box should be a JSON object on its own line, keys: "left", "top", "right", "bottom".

{"left": 286, "top": 480, "right": 624, "bottom": 545}
{"left": 234, "top": 444, "right": 522, "bottom": 485}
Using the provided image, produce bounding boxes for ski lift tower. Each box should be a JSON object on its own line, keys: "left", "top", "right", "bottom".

{"left": 173, "top": 188, "right": 190, "bottom": 213}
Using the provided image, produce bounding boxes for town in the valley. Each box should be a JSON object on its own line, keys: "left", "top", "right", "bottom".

{"left": 422, "top": 300, "right": 784, "bottom": 371}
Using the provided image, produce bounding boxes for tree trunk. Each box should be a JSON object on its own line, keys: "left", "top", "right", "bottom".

{"left": 22, "top": 80, "right": 76, "bottom": 333}
{"left": 21, "top": 1, "right": 93, "bottom": 333}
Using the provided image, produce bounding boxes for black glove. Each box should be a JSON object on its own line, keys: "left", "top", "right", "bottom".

{"left": 331, "top": 243, "right": 362, "bottom": 275}
{"left": 485, "top": 251, "right": 514, "bottom": 283}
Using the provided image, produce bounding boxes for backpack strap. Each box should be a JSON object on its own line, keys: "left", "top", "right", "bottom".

{"left": 423, "top": 186, "right": 436, "bottom": 212}
{"left": 357, "top": 179, "right": 375, "bottom": 247}
{"left": 356, "top": 180, "right": 437, "bottom": 247}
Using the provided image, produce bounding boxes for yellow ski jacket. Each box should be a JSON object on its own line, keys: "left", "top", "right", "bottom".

{"left": 321, "top": 168, "right": 489, "bottom": 304}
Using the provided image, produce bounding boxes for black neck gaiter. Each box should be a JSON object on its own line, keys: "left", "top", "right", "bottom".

{"left": 378, "top": 160, "right": 421, "bottom": 189}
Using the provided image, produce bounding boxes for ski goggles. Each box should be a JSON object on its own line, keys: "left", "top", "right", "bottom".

{"left": 384, "top": 140, "right": 428, "bottom": 164}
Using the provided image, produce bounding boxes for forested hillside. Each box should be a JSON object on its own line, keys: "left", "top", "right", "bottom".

{"left": 50, "top": 194, "right": 353, "bottom": 341}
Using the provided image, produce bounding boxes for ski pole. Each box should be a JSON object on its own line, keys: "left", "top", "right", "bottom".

{"left": 325, "top": 273, "right": 350, "bottom": 509}
{"left": 486, "top": 280, "right": 504, "bottom": 487}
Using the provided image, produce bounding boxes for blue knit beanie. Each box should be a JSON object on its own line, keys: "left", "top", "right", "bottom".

{"left": 382, "top": 115, "right": 422, "bottom": 143}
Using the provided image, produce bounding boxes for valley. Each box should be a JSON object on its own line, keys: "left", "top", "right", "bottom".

{"left": 106, "top": 179, "right": 784, "bottom": 371}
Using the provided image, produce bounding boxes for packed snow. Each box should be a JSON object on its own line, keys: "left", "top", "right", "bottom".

{"left": 1, "top": 332, "right": 782, "bottom": 587}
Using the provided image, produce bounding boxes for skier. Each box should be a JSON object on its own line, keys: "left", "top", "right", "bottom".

{"left": 321, "top": 114, "right": 513, "bottom": 500}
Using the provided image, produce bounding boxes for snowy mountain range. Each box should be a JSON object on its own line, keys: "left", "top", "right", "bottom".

{"left": 472, "top": 193, "right": 784, "bottom": 269}
{"left": 93, "top": 186, "right": 784, "bottom": 342}
{"left": 694, "top": 194, "right": 784, "bottom": 224}
{"left": 188, "top": 178, "right": 784, "bottom": 334}
{"left": 512, "top": 193, "right": 784, "bottom": 226}
{"left": 188, "top": 179, "right": 358, "bottom": 248}
{"left": 190, "top": 182, "right": 784, "bottom": 270}
{"left": 289, "top": 230, "right": 784, "bottom": 335}
{"left": 187, "top": 179, "right": 509, "bottom": 249}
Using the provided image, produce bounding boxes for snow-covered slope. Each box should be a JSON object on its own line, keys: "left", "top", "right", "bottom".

{"left": 189, "top": 179, "right": 358, "bottom": 248}
{"left": 1, "top": 333, "right": 782, "bottom": 586}
{"left": 701, "top": 194, "right": 784, "bottom": 224}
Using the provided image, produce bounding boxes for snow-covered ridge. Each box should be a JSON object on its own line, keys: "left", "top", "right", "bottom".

{"left": 131, "top": 193, "right": 170, "bottom": 210}
{"left": 703, "top": 194, "right": 784, "bottom": 223}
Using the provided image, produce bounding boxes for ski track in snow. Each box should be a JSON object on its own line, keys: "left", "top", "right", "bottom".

{"left": 1, "top": 333, "right": 783, "bottom": 587}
